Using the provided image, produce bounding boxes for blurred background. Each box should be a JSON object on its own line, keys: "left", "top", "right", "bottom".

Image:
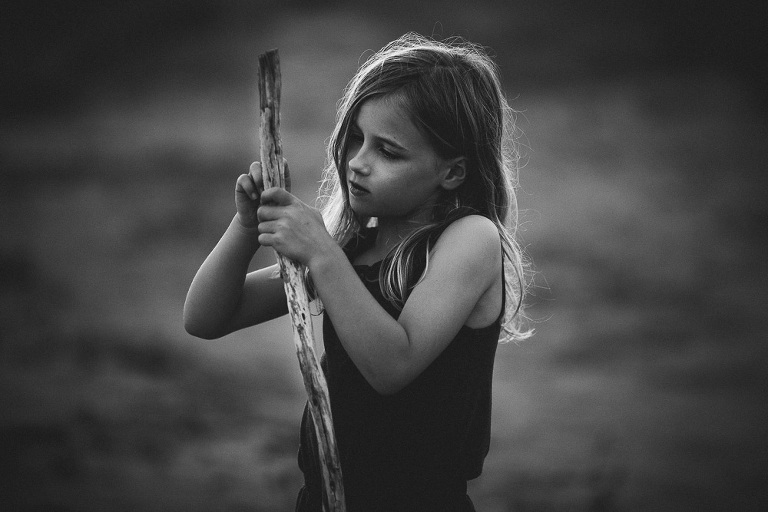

{"left": 2, "top": 0, "right": 767, "bottom": 510}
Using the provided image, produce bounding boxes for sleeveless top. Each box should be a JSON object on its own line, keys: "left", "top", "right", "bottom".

{"left": 296, "top": 228, "right": 501, "bottom": 512}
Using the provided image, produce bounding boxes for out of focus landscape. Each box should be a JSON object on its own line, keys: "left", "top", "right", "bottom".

{"left": 2, "top": 1, "right": 767, "bottom": 510}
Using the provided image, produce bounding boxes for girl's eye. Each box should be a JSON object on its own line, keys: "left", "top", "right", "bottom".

{"left": 379, "top": 147, "right": 398, "bottom": 159}
{"left": 347, "top": 129, "right": 399, "bottom": 159}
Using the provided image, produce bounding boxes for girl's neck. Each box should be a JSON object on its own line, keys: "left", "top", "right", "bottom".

{"left": 372, "top": 216, "right": 426, "bottom": 257}
{"left": 356, "top": 202, "right": 436, "bottom": 264}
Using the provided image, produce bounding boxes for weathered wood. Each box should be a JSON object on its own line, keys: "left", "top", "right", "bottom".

{"left": 258, "top": 49, "right": 346, "bottom": 512}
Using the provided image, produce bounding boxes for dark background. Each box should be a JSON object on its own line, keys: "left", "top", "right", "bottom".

{"left": 2, "top": 1, "right": 767, "bottom": 510}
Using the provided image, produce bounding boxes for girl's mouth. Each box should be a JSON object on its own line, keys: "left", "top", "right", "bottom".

{"left": 348, "top": 181, "right": 369, "bottom": 197}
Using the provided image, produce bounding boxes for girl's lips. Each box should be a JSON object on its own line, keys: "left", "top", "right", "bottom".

{"left": 348, "top": 181, "right": 369, "bottom": 197}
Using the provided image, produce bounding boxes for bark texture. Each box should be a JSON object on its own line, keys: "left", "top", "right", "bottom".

{"left": 258, "top": 49, "right": 346, "bottom": 512}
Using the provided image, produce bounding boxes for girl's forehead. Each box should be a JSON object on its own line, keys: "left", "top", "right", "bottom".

{"left": 354, "top": 95, "right": 423, "bottom": 146}
{"left": 356, "top": 94, "right": 407, "bottom": 123}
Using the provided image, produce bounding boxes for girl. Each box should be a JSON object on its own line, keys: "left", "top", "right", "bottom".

{"left": 184, "top": 33, "right": 531, "bottom": 512}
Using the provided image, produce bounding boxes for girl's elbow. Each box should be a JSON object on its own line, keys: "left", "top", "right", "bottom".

{"left": 366, "top": 374, "right": 397, "bottom": 395}
{"left": 185, "top": 324, "right": 220, "bottom": 340}
{"left": 367, "top": 337, "right": 416, "bottom": 395}
{"left": 370, "top": 372, "right": 413, "bottom": 396}
{"left": 371, "top": 380, "right": 404, "bottom": 396}
{"left": 184, "top": 319, "right": 213, "bottom": 340}
{"left": 183, "top": 309, "right": 223, "bottom": 340}
{"left": 367, "top": 361, "right": 412, "bottom": 395}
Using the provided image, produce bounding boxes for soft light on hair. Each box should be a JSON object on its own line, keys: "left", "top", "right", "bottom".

{"left": 316, "top": 32, "right": 532, "bottom": 342}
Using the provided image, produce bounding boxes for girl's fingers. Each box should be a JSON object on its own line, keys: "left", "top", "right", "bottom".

{"left": 235, "top": 173, "right": 250, "bottom": 192}
{"left": 256, "top": 221, "right": 281, "bottom": 247}
{"left": 256, "top": 205, "right": 289, "bottom": 222}
{"left": 260, "top": 187, "right": 293, "bottom": 206}
{"left": 257, "top": 232, "right": 275, "bottom": 247}
{"left": 257, "top": 219, "right": 278, "bottom": 233}
{"left": 236, "top": 173, "right": 259, "bottom": 200}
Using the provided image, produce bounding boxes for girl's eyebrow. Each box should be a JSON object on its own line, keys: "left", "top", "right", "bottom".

{"left": 351, "top": 120, "right": 409, "bottom": 152}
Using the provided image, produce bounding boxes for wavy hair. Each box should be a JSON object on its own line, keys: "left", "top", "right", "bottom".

{"left": 316, "top": 33, "right": 532, "bottom": 342}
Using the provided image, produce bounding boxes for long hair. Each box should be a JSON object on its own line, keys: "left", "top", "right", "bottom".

{"left": 316, "top": 33, "right": 532, "bottom": 342}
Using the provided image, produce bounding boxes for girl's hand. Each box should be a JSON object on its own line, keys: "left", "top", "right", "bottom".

{"left": 236, "top": 161, "right": 293, "bottom": 230}
{"left": 256, "top": 187, "right": 334, "bottom": 267}
{"left": 235, "top": 162, "right": 265, "bottom": 230}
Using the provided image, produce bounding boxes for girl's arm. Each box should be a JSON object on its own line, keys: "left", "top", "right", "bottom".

{"left": 183, "top": 218, "right": 288, "bottom": 339}
{"left": 311, "top": 216, "right": 501, "bottom": 394}
{"left": 257, "top": 188, "right": 501, "bottom": 395}
{"left": 183, "top": 163, "right": 288, "bottom": 339}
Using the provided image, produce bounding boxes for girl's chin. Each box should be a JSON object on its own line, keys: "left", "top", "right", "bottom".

{"left": 349, "top": 198, "right": 373, "bottom": 216}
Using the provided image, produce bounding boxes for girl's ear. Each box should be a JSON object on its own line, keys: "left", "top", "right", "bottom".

{"left": 440, "top": 157, "right": 467, "bottom": 191}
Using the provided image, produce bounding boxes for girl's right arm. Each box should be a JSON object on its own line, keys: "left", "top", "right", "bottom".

{"left": 183, "top": 162, "right": 288, "bottom": 339}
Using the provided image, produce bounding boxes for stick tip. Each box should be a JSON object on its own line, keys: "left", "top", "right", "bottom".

{"left": 259, "top": 48, "right": 279, "bottom": 66}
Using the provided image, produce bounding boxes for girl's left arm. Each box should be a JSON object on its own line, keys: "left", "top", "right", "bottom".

{"left": 258, "top": 188, "right": 501, "bottom": 395}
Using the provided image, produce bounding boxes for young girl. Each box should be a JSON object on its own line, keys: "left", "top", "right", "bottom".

{"left": 184, "top": 33, "right": 530, "bottom": 512}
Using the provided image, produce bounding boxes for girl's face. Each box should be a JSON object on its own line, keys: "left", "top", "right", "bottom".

{"left": 345, "top": 95, "right": 449, "bottom": 224}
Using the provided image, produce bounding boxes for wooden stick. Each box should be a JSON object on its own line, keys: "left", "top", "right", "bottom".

{"left": 258, "top": 49, "right": 346, "bottom": 512}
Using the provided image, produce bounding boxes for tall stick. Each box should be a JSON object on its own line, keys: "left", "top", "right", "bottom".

{"left": 258, "top": 49, "right": 346, "bottom": 512}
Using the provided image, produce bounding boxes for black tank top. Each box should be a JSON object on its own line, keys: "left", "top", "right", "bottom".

{"left": 297, "top": 228, "right": 501, "bottom": 512}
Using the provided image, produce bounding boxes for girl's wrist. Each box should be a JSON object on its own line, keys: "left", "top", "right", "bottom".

{"left": 234, "top": 213, "right": 259, "bottom": 233}
{"left": 307, "top": 241, "right": 345, "bottom": 277}
{"left": 231, "top": 215, "right": 262, "bottom": 248}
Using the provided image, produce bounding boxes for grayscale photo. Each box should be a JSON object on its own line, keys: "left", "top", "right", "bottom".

{"left": 2, "top": 1, "right": 766, "bottom": 511}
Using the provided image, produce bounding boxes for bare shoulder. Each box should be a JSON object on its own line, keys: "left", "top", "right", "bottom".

{"left": 425, "top": 215, "right": 503, "bottom": 327}
{"left": 433, "top": 215, "right": 501, "bottom": 262}
{"left": 428, "top": 215, "right": 502, "bottom": 282}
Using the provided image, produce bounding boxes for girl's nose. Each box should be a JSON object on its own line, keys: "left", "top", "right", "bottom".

{"left": 348, "top": 147, "right": 370, "bottom": 175}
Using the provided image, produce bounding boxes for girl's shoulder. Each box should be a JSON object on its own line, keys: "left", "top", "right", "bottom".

{"left": 436, "top": 214, "right": 500, "bottom": 253}
{"left": 430, "top": 214, "right": 502, "bottom": 272}
{"left": 428, "top": 215, "right": 504, "bottom": 328}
